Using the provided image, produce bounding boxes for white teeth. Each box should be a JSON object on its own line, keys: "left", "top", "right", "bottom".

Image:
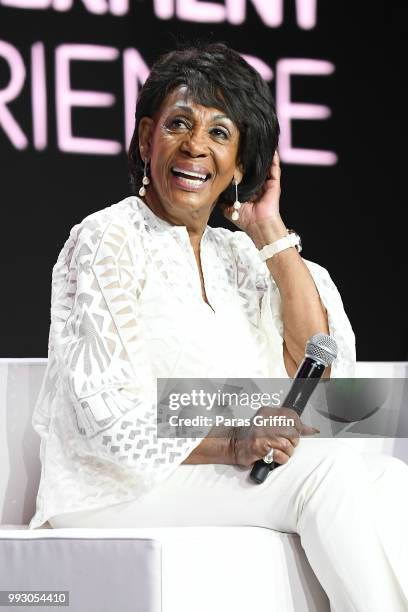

{"left": 180, "top": 178, "right": 204, "bottom": 187}
{"left": 172, "top": 166, "right": 207, "bottom": 180}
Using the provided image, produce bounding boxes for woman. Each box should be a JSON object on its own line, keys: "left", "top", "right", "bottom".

{"left": 29, "top": 43, "right": 408, "bottom": 610}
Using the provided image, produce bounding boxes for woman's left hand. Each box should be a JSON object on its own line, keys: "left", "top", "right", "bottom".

{"left": 221, "top": 150, "right": 282, "bottom": 234}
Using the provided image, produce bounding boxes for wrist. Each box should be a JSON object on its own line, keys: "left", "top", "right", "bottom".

{"left": 246, "top": 215, "right": 288, "bottom": 250}
{"left": 259, "top": 230, "right": 302, "bottom": 263}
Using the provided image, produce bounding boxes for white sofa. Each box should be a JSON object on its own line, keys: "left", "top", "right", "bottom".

{"left": 0, "top": 359, "right": 407, "bottom": 612}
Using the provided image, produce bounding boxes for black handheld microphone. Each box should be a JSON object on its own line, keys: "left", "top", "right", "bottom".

{"left": 250, "top": 333, "right": 338, "bottom": 484}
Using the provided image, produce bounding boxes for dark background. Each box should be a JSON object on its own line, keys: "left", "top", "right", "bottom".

{"left": 0, "top": 1, "right": 405, "bottom": 360}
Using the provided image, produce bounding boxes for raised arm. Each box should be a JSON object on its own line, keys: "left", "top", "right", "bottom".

{"left": 248, "top": 217, "right": 329, "bottom": 376}
{"left": 222, "top": 151, "right": 355, "bottom": 378}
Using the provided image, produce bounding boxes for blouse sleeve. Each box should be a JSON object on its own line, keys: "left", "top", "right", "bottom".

{"left": 50, "top": 212, "right": 203, "bottom": 493}
{"left": 228, "top": 230, "right": 356, "bottom": 378}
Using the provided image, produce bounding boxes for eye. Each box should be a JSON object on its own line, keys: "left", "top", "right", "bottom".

{"left": 169, "top": 117, "right": 190, "bottom": 130}
{"left": 210, "top": 127, "right": 229, "bottom": 140}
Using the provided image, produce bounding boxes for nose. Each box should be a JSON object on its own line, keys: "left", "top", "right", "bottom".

{"left": 179, "top": 127, "right": 208, "bottom": 157}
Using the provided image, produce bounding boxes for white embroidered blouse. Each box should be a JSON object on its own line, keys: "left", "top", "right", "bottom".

{"left": 28, "top": 196, "right": 356, "bottom": 529}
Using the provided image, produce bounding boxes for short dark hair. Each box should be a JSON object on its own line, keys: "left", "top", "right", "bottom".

{"left": 128, "top": 42, "right": 279, "bottom": 205}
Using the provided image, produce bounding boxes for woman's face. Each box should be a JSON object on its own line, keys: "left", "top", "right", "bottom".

{"left": 138, "top": 85, "right": 243, "bottom": 221}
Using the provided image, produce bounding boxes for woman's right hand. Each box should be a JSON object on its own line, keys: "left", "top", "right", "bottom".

{"left": 229, "top": 406, "right": 319, "bottom": 468}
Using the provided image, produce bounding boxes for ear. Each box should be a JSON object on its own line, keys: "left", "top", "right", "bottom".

{"left": 138, "top": 116, "right": 154, "bottom": 161}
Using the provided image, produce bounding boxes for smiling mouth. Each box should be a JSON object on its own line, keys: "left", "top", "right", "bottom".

{"left": 171, "top": 166, "right": 211, "bottom": 185}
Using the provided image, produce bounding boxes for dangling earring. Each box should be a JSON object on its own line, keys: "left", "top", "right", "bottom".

{"left": 231, "top": 179, "right": 241, "bottom": 221}
{"left": 139, "top": 159, "right": 150, "bottom": 197}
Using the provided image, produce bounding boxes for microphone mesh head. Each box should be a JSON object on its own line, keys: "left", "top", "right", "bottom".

{"left": 305, "top": 333, "right": 338, "bottom": 367}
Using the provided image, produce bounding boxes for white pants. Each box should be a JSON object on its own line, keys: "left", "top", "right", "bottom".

{"left": 49, "top": 438, "right": 408, "bottom": 612}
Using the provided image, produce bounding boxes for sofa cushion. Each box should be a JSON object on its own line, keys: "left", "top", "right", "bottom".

{"left": 0, "top": 530, "right": 161, "bottom": 612}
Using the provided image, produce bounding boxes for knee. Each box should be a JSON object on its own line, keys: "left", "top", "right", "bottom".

{"left": 376, "top": 455, "right": 408, "bottom": 482}
{"left": 312, "top": 445, "right": 408, "bottom": 493}
{"left": 385, "top": 455, "right": 408, "bottom": 472}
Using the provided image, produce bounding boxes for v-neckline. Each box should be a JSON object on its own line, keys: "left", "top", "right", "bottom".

{"left": 203, "top": 300, "right": 216, "bottom": 314}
